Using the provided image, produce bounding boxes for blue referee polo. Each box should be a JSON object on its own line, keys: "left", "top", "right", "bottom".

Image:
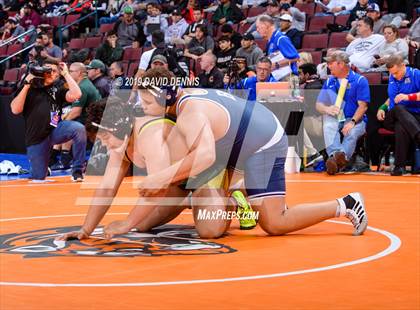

{"left": 317, "top": 70, "right": 370, "bottom": 121}
{"left": 388, "top": 66, "right": 420, "bottom": 114}
{"left": 266, "top": 30, "right": 299, "bottom": 76}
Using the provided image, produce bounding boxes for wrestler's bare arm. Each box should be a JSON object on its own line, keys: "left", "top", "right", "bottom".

{"left": 56, "top": 150, "right": 130, "bottom": 240}
{"left": 137, "top": 111, "right": 217, "bottom": 196}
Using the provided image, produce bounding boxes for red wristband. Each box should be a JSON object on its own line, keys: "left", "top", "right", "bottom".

{"left": 408, "top": 93, "right": 417, "bottom": 101}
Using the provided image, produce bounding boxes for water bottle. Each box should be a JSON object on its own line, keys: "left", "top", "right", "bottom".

{"left": 289, "top": 75, "right": 300, "bottom": 98}
{"left": 414, "top": 147, "right": 420, "bottom": 172}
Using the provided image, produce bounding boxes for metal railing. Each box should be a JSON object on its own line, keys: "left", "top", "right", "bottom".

{"left": 0, "top": 0, "right": 99, "bottom": 65}
{"left": 0, "top": 27, "right": 36, "bottom": 48}
{"left": 57, "top": 0, "right": 98, "bottom": 48}
{"left": 0, "top": 43, "right": 36, "bottom": 65}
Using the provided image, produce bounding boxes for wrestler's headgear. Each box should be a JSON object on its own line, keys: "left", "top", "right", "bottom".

{"left": 146, "top": 84, "right": 178, "bottom": 107}
{"left": 87, "top": 97, "right": 135, "bottom": 140}
{"left": 138, "top": 68, "right": 179, "bottom": 107}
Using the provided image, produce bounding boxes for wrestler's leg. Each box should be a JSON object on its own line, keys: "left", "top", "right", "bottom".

{"left": 250, "top": 196, "right": 337, "bottom": 235}
{"left": 192, "top": 186, "right": 234, "bottom": 239}
{"left": 132, "top": 185, "right": 190, "bottom": 231}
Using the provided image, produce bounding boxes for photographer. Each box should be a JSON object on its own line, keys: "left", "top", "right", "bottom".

{"left": 224, "top": 56, "right": 277, "bottom": 101}
{"left": 223, "top": 56, "right": 255, "bottom": 88}
{"left": 10, "top": 61, "right": 86, "bottom": 182}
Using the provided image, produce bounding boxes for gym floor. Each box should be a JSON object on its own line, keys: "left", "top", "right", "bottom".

{"left": 0, "top": 173, "right": 419, "bottom": 309}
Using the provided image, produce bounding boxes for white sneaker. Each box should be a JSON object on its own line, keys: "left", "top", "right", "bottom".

{"left": 343, "top": 192, "right": 368, "bottom": 236}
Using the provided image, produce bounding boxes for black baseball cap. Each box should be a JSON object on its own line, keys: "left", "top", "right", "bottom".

{"left": 280, "top": 3, "right": 291, "bottom": 10}
{"left": 242, "top": 33, "right": 255, "bottom": 41}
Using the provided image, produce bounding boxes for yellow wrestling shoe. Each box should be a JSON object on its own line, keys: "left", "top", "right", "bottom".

{"left": 231, "top": 190, "right": 257, "bottom": 230}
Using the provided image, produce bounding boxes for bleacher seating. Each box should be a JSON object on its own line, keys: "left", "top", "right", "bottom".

{"left": 0, "top": 68, "right": 20, "bottom": 95}
{"left": 127, "top": 62, "right": 140, "bottom": 77}
{"left": 68, "top": 38, "right": 85, "bottom": 50}
{"left": 295, "top": 3, "right": 315, "bottom": 17}
{"left": 1, "top": 1, "right": 418, "bottom": 91}
{"left": 301, "top": 33, "right": 329, "bottom": 50}
{"left": 84, "top": 36, "right": 103, "bottom": 49}
{"left": 307, "top": 15, "right": 334, "bottom": 32}
{"left": 99, "top": 23, "right": 115, "bottom": 35}
{"left": 123, "top": 48, "right": 142, "bottom": 61}
{"left": 328, "top": 32, "right": 348, "bottom": 48}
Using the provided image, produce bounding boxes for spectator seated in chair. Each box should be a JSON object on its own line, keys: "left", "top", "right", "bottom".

{"left": 377, "top": 55, "right": 420, "bottom": 175}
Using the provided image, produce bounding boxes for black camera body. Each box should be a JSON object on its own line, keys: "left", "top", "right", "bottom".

{"left": 226, "top": 59, "right": 241, "bottom": 77}
{"left": 28, "top": 64, "right": 52, "bottom": 88}
{"left": 34, "top": 44, "right": 45, "bottom": 54}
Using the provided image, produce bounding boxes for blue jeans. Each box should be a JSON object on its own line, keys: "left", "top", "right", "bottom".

{"left": 323, "top": 116, "right": 366, "bottom": 159}
{"left": 26, "top": 121, "right": 87, "bottom": 180}
{"left": 99, "top": 15, "right": 121, "bottom": 25}
{"left": 315, "top": 10, "right": 351, "bottom": 16}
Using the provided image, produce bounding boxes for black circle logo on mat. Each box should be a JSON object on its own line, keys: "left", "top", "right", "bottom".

{"left": 0, "top": 225, "right": 236, "bottom": 258}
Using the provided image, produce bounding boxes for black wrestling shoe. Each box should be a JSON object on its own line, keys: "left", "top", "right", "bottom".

{"left": 71, "top": 170, "right": 84, "bottom": 182}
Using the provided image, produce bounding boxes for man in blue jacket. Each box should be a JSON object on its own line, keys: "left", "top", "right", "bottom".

{"left": 316, "top": 51, "right": 369, "bottom": 175}
{"left": 225, "top": 56, "right": 277, "bottom": 101}
{"left": 377, "top": 55, "right": 420, "bottom": 175}
{"left": 256, "top": 14, "right": 300, "bottom": 81}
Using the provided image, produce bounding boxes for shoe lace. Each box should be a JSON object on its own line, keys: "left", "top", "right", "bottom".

{"left": 346, "top": 210, "right": 360, "bottom": 229}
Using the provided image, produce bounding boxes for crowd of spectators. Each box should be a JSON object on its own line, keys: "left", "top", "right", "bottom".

{"left": 0, "top": 0, "right": 419, "bottom": 180}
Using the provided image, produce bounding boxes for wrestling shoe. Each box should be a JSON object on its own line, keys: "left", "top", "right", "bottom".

{"left": 231, "top": 190, "right": 256, "bottom": 230}
{"left": 342, "top": 192, "right": 368, "bottom": 236}
{"left": 71, "top": 170, "right": 84, "bottom": 182}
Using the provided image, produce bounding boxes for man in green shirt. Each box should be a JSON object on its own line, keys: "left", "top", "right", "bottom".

{"left": 65, "top": 62, "right": 101, "bottom": 124}
{"left": 50, "top": 62, "right": 101, "bottom": 170}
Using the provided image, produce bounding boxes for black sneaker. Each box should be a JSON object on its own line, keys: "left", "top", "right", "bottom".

{"left": 50, "top": 161, "right": 65, "bottom": 171}
{"left": 305, "top": 153, "right": 323, "bottom": 168}
{"left": 342, "top": 192, "right": 368, "bottom": 236}
{"left": 71, "top": 170, "right": 84, "bottom": 182}
{"left": 391, "top": 166, "right": 405, "bottom": 176}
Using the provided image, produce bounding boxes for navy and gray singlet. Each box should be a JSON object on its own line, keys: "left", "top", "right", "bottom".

{"left": 176, "top": 89, "right": 288, "bottom": 199}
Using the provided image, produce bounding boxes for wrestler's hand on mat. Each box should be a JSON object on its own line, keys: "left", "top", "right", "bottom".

{"left": 55, "top": 229, "right": 89, "bottom": 241}
{"left": 103, "top": 220, "right": 131, "bottom": 239}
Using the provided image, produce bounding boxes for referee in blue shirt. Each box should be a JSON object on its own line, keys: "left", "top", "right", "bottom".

{"left": 377, "top": 55, "right": 420, "bottom": 175}
{"left": 255, "top": 14, "right": 300, "bottom": 79}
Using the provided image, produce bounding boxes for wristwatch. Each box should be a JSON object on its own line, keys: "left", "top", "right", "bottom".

{"left": 24, "top": 80, "right": 31, "bottom": 85}
{"left": 351, "top": 118, "right": 357, "bottom": 125}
